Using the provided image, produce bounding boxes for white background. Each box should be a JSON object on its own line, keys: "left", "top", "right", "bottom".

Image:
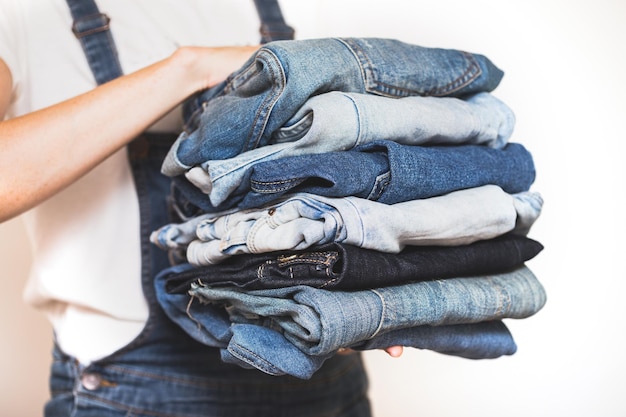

{"left": 2, "top": 1, "right": 625, "bottom": 416}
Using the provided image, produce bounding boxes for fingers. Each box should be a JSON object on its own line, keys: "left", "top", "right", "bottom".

{"left": 336, "top": 346, "right": 404, "bottom": 357}
{"left": 384, "top": 345, "right": 404, "bottom": 357}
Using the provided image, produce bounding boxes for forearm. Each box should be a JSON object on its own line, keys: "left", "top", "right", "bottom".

{"left": 0, "top": 46, "right": 255, "bottom": 222}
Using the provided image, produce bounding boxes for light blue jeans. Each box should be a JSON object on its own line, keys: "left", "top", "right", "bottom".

{"left": 162, "top": 37, "right": 505, "bottom": 175}
{"left": 150, "top": 185, "right": 543, "bottom": 266}
{"left": 188, "top": 265, "right": 545, "bottom": 357}
{"left": 184, "top": 91, "right": 516, "bottom": 207}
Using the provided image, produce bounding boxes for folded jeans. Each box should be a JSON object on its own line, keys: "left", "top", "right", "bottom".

{"left": 163, "top": 234, "right": 544, "bottom": 293}
{"left": 187, "top": 265, "right": 546, "bottom": 356}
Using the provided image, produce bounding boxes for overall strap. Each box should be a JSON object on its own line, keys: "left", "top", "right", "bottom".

{"left": 66, "top": 0, "right": 294, "bottom": 86}
{"left": 66, "top": 0, "right": 123, "bottom": 85}
{"left": 253, "top": 0, "right": 295, "bottom": 43}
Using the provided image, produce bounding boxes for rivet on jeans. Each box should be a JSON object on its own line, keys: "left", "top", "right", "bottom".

{"left": 80, "top": 373, "right": 102, "bottom": 391}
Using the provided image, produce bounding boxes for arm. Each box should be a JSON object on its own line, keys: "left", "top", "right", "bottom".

{"left": 0, "top": 45, "right": 257, "bottom": 223}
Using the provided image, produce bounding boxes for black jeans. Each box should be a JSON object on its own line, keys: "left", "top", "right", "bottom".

{"left": 164, "top": 233, "right": 543, "bottom": 293}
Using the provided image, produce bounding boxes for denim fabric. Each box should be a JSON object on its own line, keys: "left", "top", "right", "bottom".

{"left": 351, "top": 320, "right": 517, "bottom": 359}
{"left": 153, "top": 270, "right": 518, "bottom": 379}
{"left": 66, "top": 0, "right": 122, "bottom": 85}
{"left": 183, "top": 91, "right": 515, "bottom": 207}
{"left": 47, "top": 343, "right": 370, "bottom": 415}
{"left": 47, "top": 133, "right": 371, "bottom": 417}
{"left": 187, "top": 265, "right": 546, "bottom": 356}
{"left": 163, "top": 234, "right": 543, "bottom": 293}
{"left": 180, "top": 141, "right": 535, "bottom": 212}
{"left": 47, "top": 133, "right": 371, "bottom": 416}
{"left": 48, "top": 2, "right": 372, "bottom": 415}
{"left": 161, "top": 37, "right": 505, "bottom": 175}
{"left": 218, "top": 320, "right": 517, "bottom": 379}
{"left": 150, "top": 185, "right": 543, "bottom": 266}
{"left": 252, "top": 0, "right": 295, "bottom": 44}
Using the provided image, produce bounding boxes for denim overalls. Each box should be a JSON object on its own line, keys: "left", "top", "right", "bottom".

{"left": 45, "top": 1, "right": 371, "bottom": 416}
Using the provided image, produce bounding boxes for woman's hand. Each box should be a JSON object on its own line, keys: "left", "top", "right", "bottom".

{"left": 176, "top": 45, "right": 259, "bottom": 92}
{"left": 383, "top": 346, "right": 404, "bottom": 357}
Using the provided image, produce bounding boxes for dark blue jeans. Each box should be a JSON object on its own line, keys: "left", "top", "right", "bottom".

{"left": 163, "top": 234, "right": 544, "bottom": 292}
{"left": 175, "top": 140, "right": 535, "bottom": 212}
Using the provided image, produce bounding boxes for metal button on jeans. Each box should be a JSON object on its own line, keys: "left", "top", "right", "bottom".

{"left": 80, "top": 373, "right": 101, "bottom": 390}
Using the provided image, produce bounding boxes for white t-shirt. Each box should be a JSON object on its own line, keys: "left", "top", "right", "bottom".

{"left": 0, "top": 0, "right": 261, "bottom": 364}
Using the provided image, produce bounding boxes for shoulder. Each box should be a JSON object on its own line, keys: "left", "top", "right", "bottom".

{"left": 0, "top": 0, "right": 93, "bottom": 114}
{"left": 0, "top": 58, "right": 11, "bottom": 118}
{"left": 0, "top": 0, "right": 25, "bottom": 71}
{"left": 0, "top": 0, "right": 28, "bottom": 117}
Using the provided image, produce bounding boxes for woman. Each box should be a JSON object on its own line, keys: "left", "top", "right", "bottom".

{"left": 0, "top": 1, "right": 400, "bottom": 415}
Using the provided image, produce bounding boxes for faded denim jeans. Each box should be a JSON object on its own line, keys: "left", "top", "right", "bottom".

{"left": 183, "top": 91, "right": 515, "bottom": 208}
{"left": 179, "top": 140, "right": 535, "bottom": 212}
{"left": 150, "top": 185, "right": 543, "bottom": 266}
{"left": 186, "top": 265, "right": 546, "bottom": 357}
{"left": 161, "top": 37, "right": 505, "bottom": 175}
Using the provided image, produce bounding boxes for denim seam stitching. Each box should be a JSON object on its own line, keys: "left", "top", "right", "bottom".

{"left": 242, "top": 49, "right": 286, "bottom": 152}
{"left": 285, "top": 253, "right": 340, "bottom": 286}
{"left": 255, "top": 260, "right": 286, "bottom": 286}
{"left": 276, "top": 251, "right": 336, "bottom": 267}
{"left": 317, "top": 276, "right": 340, "bottom": 289}
{"left": 368, "top": 289, "right": 386, "bottom": 339}
{"left": 337, "top": 38, "right": 484, "bottom": 98}
{"left": 228, "top": 342, "right": 283, "bottom": 375}
{"left": 340, "top": 197, "right": 366, "bottom": 247}
{"left": 426, "top": 51, "right": 482, "bottom": 96}
{"left": 335, "top": 38, "right": 369, "bottom": 93}
{"left": 247, "top": 216, "right": 269, "bottom": 254}
{"left": 366, "top": 170, "right": 391, "bottom": 201}
{"left": 257, "top": 262, "right": 267, "bottom": 282}
{"left": 495, "top": 278, "right": 511, "bottom": 317}
{"left": 76, "top": 392, "right": 203, "bottom": 417}
{"left": 370, "top": 52, "right": 481, "bottom": 97}
{"left": 343, "top": 93, "right": 364, "bottom": 147}
{"left": 212, "top": 46, "right": 268, "bottom": 109}
{"left": 250, "top": 177, "right": 304, "bottom": 193}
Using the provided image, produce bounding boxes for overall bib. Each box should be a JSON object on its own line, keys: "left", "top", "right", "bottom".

{"left": 45, "top": 2, "right": 371, "bottom": 416}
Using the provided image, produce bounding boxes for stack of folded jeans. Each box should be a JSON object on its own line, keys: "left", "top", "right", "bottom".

{"left": 150, "top": 38, "right": 547, "bottom": 379}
